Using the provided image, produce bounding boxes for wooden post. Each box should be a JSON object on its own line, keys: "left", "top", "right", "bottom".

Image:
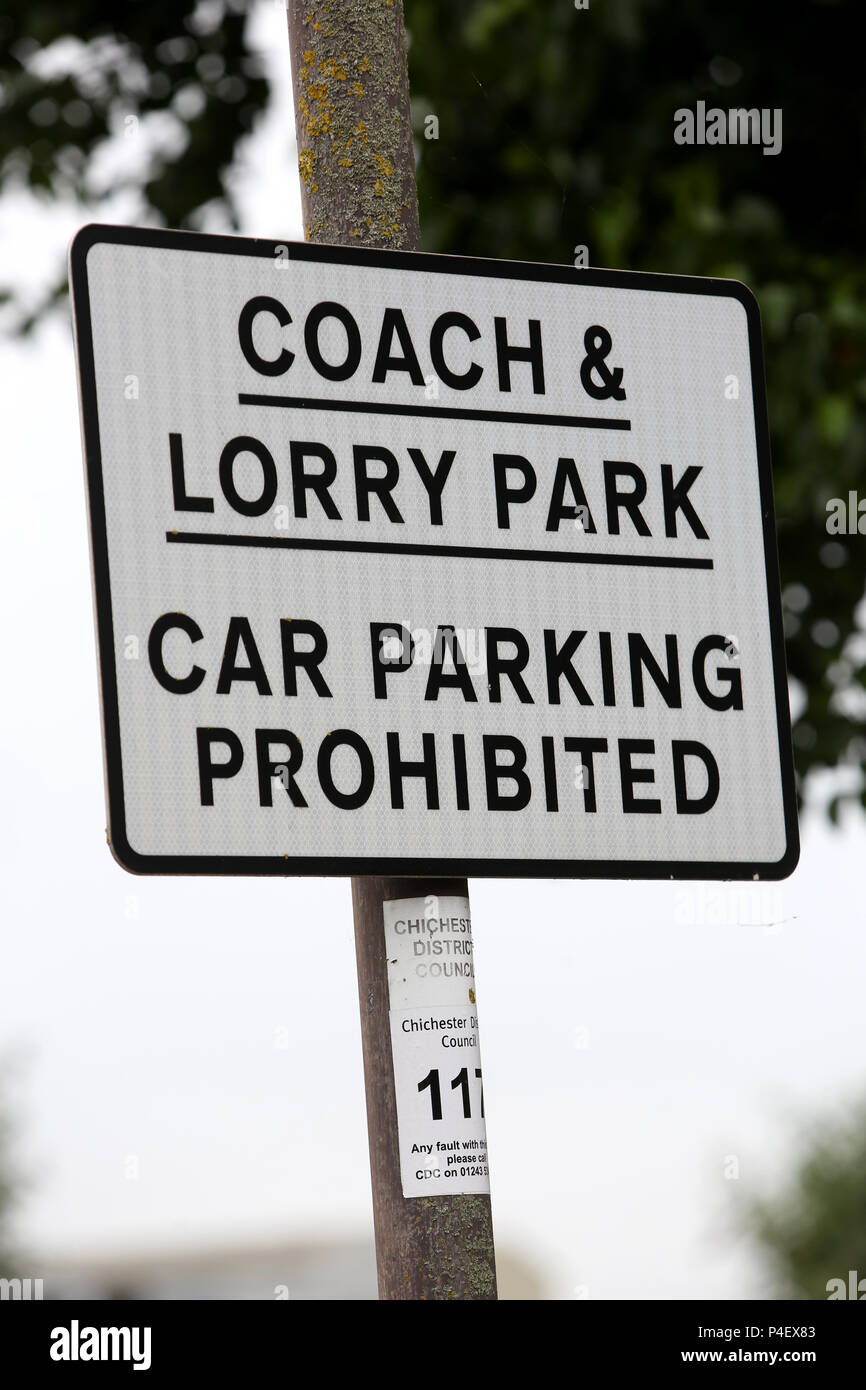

{"left": 285, "top": 0, "right": 497, "bottom": 1300}
{"left": 285, "top": 0, "right": 421, "bottom": 253}
{"left": 352, "top": 877, "right": 497, "bottom": 1300}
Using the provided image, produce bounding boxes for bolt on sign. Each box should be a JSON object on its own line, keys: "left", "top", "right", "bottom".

{"left": 70, "top": 225, "right": 797, "bottom": 879}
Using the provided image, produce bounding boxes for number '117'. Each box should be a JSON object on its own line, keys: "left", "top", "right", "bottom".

{"left": 418, "top": 1068, "right": 484, "bottom": 1120}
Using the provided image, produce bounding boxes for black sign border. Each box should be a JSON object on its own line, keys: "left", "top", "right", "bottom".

{"left": 70, "top": 223, "right": 799, "bottom": 880}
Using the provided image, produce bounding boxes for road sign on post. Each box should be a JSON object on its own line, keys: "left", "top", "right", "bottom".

{"left": 282, "top": 0, "right": 497, "bottom": 1299}
{"left": 70, "top": 227, "right": 797, "bottom": 881}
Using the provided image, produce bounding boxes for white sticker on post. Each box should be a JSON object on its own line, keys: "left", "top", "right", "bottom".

{"left": 384, "top": 896, "right": 490, "bottom": 1198}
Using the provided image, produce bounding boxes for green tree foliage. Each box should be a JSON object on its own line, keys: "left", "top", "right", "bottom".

{"left": 0, "top": 0, "right": 862, "bottom": 810}
{"left": 0, "top": 0, "right": 268, "bottom": 322}
{"left": 746, "top": 1103, "right": 866, "bottom": 1299}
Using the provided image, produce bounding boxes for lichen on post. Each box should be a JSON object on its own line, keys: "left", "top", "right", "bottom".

{"left": 286, "top": 0, "right": 420, "bottom": 250}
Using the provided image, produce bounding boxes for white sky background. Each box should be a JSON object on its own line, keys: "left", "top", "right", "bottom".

{"left": 1, "top": 2, "right": 865, "bottom": 1300}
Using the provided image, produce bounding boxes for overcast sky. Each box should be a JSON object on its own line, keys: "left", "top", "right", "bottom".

{"left": 1, "top": 2, "right": 864, "bottom": 1300}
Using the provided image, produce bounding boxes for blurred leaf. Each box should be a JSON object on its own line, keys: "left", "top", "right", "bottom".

{"left": 744, "top": 1103, "right": 866, "bottom": 1298}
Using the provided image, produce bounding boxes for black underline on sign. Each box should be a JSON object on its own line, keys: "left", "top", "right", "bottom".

{"left": 165, "top": 531, "right": 713, "bottom": 570}
{"left": 237, "top": 393, "right": 632, "bottom": 431}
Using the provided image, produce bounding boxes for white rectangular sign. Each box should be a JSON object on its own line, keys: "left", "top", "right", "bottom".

{"left": 383, "top": 896, "right": 489, "bottom": 1198}
{"left": 71, "top": 225, "right": 797, "bottom": 878}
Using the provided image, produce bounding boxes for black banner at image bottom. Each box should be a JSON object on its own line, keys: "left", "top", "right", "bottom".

{"left": 0, "top": 1298, "right": 859, "bottom": 1373}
